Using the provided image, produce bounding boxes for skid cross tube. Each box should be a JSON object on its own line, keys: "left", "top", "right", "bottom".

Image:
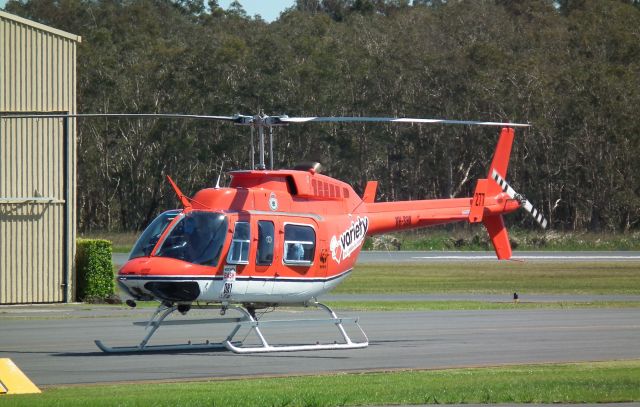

{"left": 223, "top": 301, "right": 369, "bottom": 354}
{"left": 95, "top": 302, "right": 368, "bottom": 354}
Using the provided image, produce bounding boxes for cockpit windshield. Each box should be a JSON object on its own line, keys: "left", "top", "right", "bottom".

{"left": 129, "top": 210, "right": 181, "bottom": 260}
{"left": 155, "top": 211, "right": 228, "bottom": 266}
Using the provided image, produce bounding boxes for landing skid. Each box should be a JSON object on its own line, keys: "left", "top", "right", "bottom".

{"left": 95, "top": 301, "right": 368, "bottom": 354}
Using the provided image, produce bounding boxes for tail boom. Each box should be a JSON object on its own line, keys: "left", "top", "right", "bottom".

{"left": 364, "top": 195, "right": 519, "bottom": 236}
{"left": 362, "top": 126, "right": 522, "bottom": 260}
{"left": 364, "top": 198, "right": 471, "bottom": 235}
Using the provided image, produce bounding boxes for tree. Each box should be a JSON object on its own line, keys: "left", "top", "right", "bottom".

{"left": 4, "top": 0, "right": 639, "bottom": 232}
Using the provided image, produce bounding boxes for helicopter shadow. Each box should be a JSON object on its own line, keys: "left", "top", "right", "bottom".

{"left": 0, "top": 349, "right": 53, "bottom": 355}
{"left": 52, "top": 348, "right": 229, "bottom": 357}
{"left": 369, "top": 338, "right": 435, "bottom": 347}
{"left": 52, "top": 349, "right": 350, "bottom": 359}
{"left": 236, "top": 353, "right": 350, "bottom": 360}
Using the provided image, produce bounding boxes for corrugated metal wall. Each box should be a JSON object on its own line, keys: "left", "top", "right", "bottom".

{"left": 0, "top": 11, "right": 79, "bottom": 303}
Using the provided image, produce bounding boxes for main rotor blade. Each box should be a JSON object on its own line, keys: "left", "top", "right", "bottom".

{"left": 0, "top": 113, "right": 240, "bottom": 122}
{"left": 1, "top": 113, "right": 531, "bottom": 128}
{"left": 491, "top": 170, "right": 548, "bottom": 228}
{"left": 279, "top": 116, "right": 530, "bottom": 128}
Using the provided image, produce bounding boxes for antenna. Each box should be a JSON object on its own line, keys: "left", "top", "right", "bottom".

{"left": 215, "top": 161, "right": 224, "bottom": 189}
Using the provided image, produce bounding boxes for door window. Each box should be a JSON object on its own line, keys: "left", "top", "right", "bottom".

{"left": 227, "top": 222, "right": 250, "bottom": 264}
{"left": 256, "top": 221, "right": 275, "bottom": 266}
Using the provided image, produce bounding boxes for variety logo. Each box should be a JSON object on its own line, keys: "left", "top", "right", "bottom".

{"left": 330, "top": 216, "right": 369, "bottom": 264}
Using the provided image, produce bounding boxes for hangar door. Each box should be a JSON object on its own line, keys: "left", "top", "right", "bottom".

{"left": 0, "top": 116, "right": 68, "bottom": 303}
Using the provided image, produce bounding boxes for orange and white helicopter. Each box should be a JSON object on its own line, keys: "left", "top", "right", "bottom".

{"left": 4, "top": 112, "right": 547, "bottom": 353}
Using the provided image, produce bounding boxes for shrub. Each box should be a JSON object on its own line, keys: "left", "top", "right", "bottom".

{"left": 76, "top": 239, "right": 115, "bottom": 302}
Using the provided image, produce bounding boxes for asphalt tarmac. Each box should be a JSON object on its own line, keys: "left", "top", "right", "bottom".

{"left": 1, "top": 306, "right": 638, "bottom": 386}
{"left": 3, "top": 252, "right": 636, "bottom": 386}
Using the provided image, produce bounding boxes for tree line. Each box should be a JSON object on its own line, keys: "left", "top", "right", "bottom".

{"left": 4, "top": 0, "right": 640, "bottom": 233}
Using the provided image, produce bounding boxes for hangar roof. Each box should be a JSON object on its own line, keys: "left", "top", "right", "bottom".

{"left": 0, "top": 9, "right": 81, "bottom": 42}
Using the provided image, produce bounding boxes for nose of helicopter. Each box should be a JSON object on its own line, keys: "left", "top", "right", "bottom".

{"left": 118, "top": 256, "right": 206, "bottom": 276}
{"left": 117, "top": 256, "right": 213, "bottom": 302}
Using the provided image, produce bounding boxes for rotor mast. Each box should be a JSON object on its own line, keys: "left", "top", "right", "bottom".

{"left": 257, "top": 115, "right": 266, "bottom": 170}
{"left": 237, "top": 113, "right": 286, "bottom": 170}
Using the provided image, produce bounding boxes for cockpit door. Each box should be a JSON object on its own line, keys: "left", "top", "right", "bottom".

{"left": 245, "top": 220, "right": 275, "bottom": 298}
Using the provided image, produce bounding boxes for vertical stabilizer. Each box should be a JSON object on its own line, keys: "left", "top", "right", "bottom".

{"left": 487, "top": 127, "right": 515, "bottom": 195}
{"left": 483, "top": 215, "right": 512, "bottom": 260}
{"left": 362, "top": 181, "right": 378, "bottom": 203}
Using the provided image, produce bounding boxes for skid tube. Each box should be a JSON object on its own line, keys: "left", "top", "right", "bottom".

{"left": 95, "top": 301, "right": 368, "bottom": 354}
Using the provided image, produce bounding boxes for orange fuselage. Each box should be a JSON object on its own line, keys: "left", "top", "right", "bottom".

{"left": 117, "top": 167, "right": 519, "bottom": 306}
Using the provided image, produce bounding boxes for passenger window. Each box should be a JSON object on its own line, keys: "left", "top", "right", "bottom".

{"left": 283, "top": 224, "right": 315, "bottom": 265}
{"left": 257, "top": 221, "right": 275, "bottom": 266}
{"left": 227, "top": 222, "right": 250, "bottom": 264}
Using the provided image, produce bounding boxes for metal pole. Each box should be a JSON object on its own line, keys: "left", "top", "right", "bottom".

{"left": 258, "top": 124, "right": 265, "bottom": 170}
{"left": 63, "top": 115, "right": 70, "bottom": 303}
{"left": 250, "top": 127, "right": 255, "bottom": 169}
{"left": 269, "top": 127, "right": 274, "bottom": 170}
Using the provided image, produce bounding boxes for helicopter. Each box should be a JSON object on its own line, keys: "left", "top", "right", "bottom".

{"left": 1, "top": 112, "right": 547, "bottom": 353}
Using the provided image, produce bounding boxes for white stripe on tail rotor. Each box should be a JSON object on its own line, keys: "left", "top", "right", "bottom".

{"left": 491, "top": 170, "right": 548, "bottom": 229}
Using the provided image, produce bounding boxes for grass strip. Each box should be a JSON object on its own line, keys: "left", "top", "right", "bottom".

{"left": 80, "top": 232, "right": 138, "bottom": 254}
{"left": 2, "top": 360, "right": 639, "bottom": 406}
{"left": 336, "top": 261, "right": 640, "bottom": 294}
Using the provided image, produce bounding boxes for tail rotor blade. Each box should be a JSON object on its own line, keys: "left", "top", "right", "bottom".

{"left": 491, "top": 169, "right": 519, "bottom": 201}
{"left": 525, "top": 202, "right": 548, "bottom": 229}
{"left": 491, "top": 170, "right": 548, "bottom": 229}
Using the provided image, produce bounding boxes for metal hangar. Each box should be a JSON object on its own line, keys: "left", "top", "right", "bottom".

{"left": 0, "top": 10, "right": 80, "bottom": 304}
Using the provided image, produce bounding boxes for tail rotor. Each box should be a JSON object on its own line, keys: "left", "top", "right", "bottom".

{"left": 491, "top": 170, "right": 548, "bottom": 229}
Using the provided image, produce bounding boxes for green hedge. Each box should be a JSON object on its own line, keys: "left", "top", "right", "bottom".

{"left": 76, "top": 239, "right": 115, "bottom": 302}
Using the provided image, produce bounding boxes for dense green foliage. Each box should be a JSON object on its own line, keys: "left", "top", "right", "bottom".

{"left": 4, "top": 0, "right": 640, "bottom": 233}
{"left": 2, "top": 361, "right": 639, "bottom": 406}
{"left": 75, "top": 239, "right": 114, "bottom": 301}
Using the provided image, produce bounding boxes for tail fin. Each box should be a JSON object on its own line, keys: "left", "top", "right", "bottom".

{"left": 486, "top": 127, "right": 515, "bottom": 195}
{"left": 482, "top": 127, "right": 516, "bottom": 259}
